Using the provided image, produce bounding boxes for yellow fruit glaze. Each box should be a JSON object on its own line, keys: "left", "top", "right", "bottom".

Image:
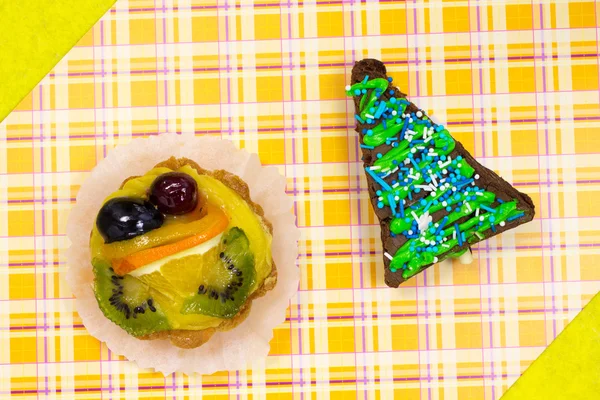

{"left": 178, "top": 165, "right": 273, "bottom": 292}
{"left": 89, "top": 165, "right": 273, "bottom": 330}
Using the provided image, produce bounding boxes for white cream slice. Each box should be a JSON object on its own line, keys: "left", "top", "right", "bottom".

{"left": 458, "top": 250, "right": 473, "bottom": 265}
{"left": 129, "top": 233, "right": 223, "bottom": 278}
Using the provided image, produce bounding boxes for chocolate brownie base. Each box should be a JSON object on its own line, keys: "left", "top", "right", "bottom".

{"left": 350, "top": 59, "right": 535, "bottom": 287}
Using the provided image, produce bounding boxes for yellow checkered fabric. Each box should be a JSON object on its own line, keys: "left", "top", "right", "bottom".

{"left": 1, "top": 0, "right": 600, "bottom": 398}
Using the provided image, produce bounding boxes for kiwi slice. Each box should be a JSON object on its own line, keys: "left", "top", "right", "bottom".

{"left": 92, "top": 258, "right": 171, "bottom": 337}
{"left": 181, "top": 227, "right": 256, "bottom": 319}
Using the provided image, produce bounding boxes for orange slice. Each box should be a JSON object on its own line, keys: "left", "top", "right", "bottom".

{"left": 112, "top": 204, "right": 229, "bottom": 276}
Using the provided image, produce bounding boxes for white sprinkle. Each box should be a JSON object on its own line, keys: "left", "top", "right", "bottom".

{"left": 466, "top": 203, "right": 472, "bottom": 213}
{"left": 415, "top": 185, "right": 433, "bottom": 191}
{"left": 430, "top": 174, "right": 438, "bottom": 187}
{"left": 404, "top": 158, "right": 411, "bottom": 165}
{"left": 430, "top": 190, "right": 437, "bottom": 196}
{"left": 442, "top": 169, "right": 448, "bottom": 174}
{"left": 474, "top": 174, "right": 480, "bottom": 180}
{"left": 345, "top": 85, "right": 351, "bottom": 91}
{"left": 442, "top": 244, "right": 450, "bottom": 248}
{"left": 392, "top": 183, "right": 400, "bottom": 188}
{"left": 457, "top": 163, "right": 462, "bottom": 167}
{"left": 403, "top": 178, "right": 409, "bottom": 183}
{"left": 420, "top": 237, "right": 426, "bottom": 243}
{"left": 440, "top": 178, "right": 447, "bottom": 183}
{"left": 428, "top": 148, "right": 434, "bottom": 153}
{"left": 500, "top": 221, "right": 506, "bottom": 227}
{"left": 402, "top": 113, "right": 406, "bottom": 118}
{"left": 392, "top": 110, "right": 397, "bottom": 116}
{"left": 433, "top": 257, "right": 438, "bottom": 263}
{"left": 378, "top": 196, "right": 384, "bottom": 201}
{"left": 424, "top": 136, "right": 433, "bottom": 143}
{"left": 369, "top": 166, "right": 381, "bottom": 170}
{"left": 391, "top": 167, "right": 399, "bottom": 174}
{"left": 411, "top": 148, "right": 417, "bottom": 154}
{"left": 475, "top": 208, "right": 480, "bottom": 217}
{"left": 408, "top": 230, "right": 413, "bottom": 235}
{"left": 408, "top": 174, "right": 419, "bottom": 180}
{"left": 453, "top": 230, "right": 457, "bottom": 240}
{"left": 430, "top": 152, "right": 438, "bottom": 156}
{"left": 416, "top": 146, "right": 425, "bottom": 150}
{"left": 365, "top": 114, "right": 375, "bottom": 119}
{"left": 409, "top": 118, "right": 414, "bottom": 123}
{"left": 404, "top": 186, "right": 409, "bottom": 191}
{"left": 384, "top": 252, "right": 394, "bottom": 261}
{"left": 416, "top": 111, "right": 423, "bottom": 118}
{"left": 411, "top": 211, "right": 420, "bottom": 223}
{"left": 476, "top": 192, "right": 483, "bottom": 196}
{"left": 417, "top": 211, "right": 432, "bottom": 233}
{"left": 452, "top": 187, "right": 457, "bottom": 192}
{"left": 479, "top": 216, "right": 485, "bottom": 221}
{"left": 395, "top": 196, "right": 400, "bottom": 201}
{"left": 442, "top": 201, "right": 448, "bottom": 207}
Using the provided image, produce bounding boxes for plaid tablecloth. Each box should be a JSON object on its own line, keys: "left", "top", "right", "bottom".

{"left": 2, "top": 0, "right": 600, "bottom": 398}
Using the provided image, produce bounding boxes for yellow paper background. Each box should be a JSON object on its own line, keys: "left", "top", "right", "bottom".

{"left": 1, "top": 0, "right": 600, "bottom": 398}
{"left": 0, "top": 0, "right": 117, "bottom": 122}
{"left": 501, "top": 291, "right": 600, "bottom": 399}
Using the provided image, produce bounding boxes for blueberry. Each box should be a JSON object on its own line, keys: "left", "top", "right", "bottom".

{"left": 96, "top": 197, "right": 164, "bottom": 243}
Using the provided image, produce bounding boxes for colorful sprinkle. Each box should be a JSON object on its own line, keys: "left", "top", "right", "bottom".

{"left": 507, "top": 212, "right": 525, "bottom": 222}
{"left": 455, "top": 223, "right": 463, "bottom": 246}
{"left": 366, "top": 167, "right": 392, "bottom": 191}
{"left": 480, "top": 204, "right": 496, "bottom": 214}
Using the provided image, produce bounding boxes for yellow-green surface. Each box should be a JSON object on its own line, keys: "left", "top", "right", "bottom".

{"left": 0, "top": 0, "right": 116, "bottom": 122}
{"left": 501, "top": 291, "right": 600, "bottom": 399}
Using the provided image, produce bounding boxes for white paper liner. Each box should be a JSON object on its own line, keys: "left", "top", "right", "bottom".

{"left": 65, "top": 134, "right": 300, "bottom": 375}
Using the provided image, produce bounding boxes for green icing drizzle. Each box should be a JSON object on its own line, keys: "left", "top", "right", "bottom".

{"left": 347, "top": 78, "right": 410, "bottom": 147}
{"left": 391, "top": 202, "right": 521, "bottom": 279}
{"left": 347, "top": 76, "right": 527, "bottom": 280}
{"left": 390, "top": 189, "right": 496, "bottom": 234}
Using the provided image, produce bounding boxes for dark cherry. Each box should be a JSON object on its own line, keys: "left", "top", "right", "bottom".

{"left": 149, "top": 172, "right": 198, "bottom": 215}
{"left": 96, "top": 197, "right": 164, "bottom": 243}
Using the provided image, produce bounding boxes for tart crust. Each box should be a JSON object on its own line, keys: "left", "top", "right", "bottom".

{"left": 119, "top": 157, "right": 277, "bottom": 348}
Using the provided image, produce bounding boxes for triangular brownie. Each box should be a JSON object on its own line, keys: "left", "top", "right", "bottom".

{"left": 347, "top": 59, "right": 535, "bottom": 287}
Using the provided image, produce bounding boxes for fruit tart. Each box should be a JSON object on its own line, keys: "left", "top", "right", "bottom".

{"left": 90, "top": 157, "right": 277, "bottom": 349}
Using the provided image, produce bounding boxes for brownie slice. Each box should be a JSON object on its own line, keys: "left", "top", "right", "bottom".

{"left": 347, "top": 59, "right": 535, "bottom": 287}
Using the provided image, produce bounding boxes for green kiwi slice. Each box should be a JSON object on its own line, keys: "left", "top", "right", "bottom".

{"left": 92, "top": 258, "right": 171, "bottom": 337}
{"left": 181, "top": 227, "right": 256, "bottom": 319}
